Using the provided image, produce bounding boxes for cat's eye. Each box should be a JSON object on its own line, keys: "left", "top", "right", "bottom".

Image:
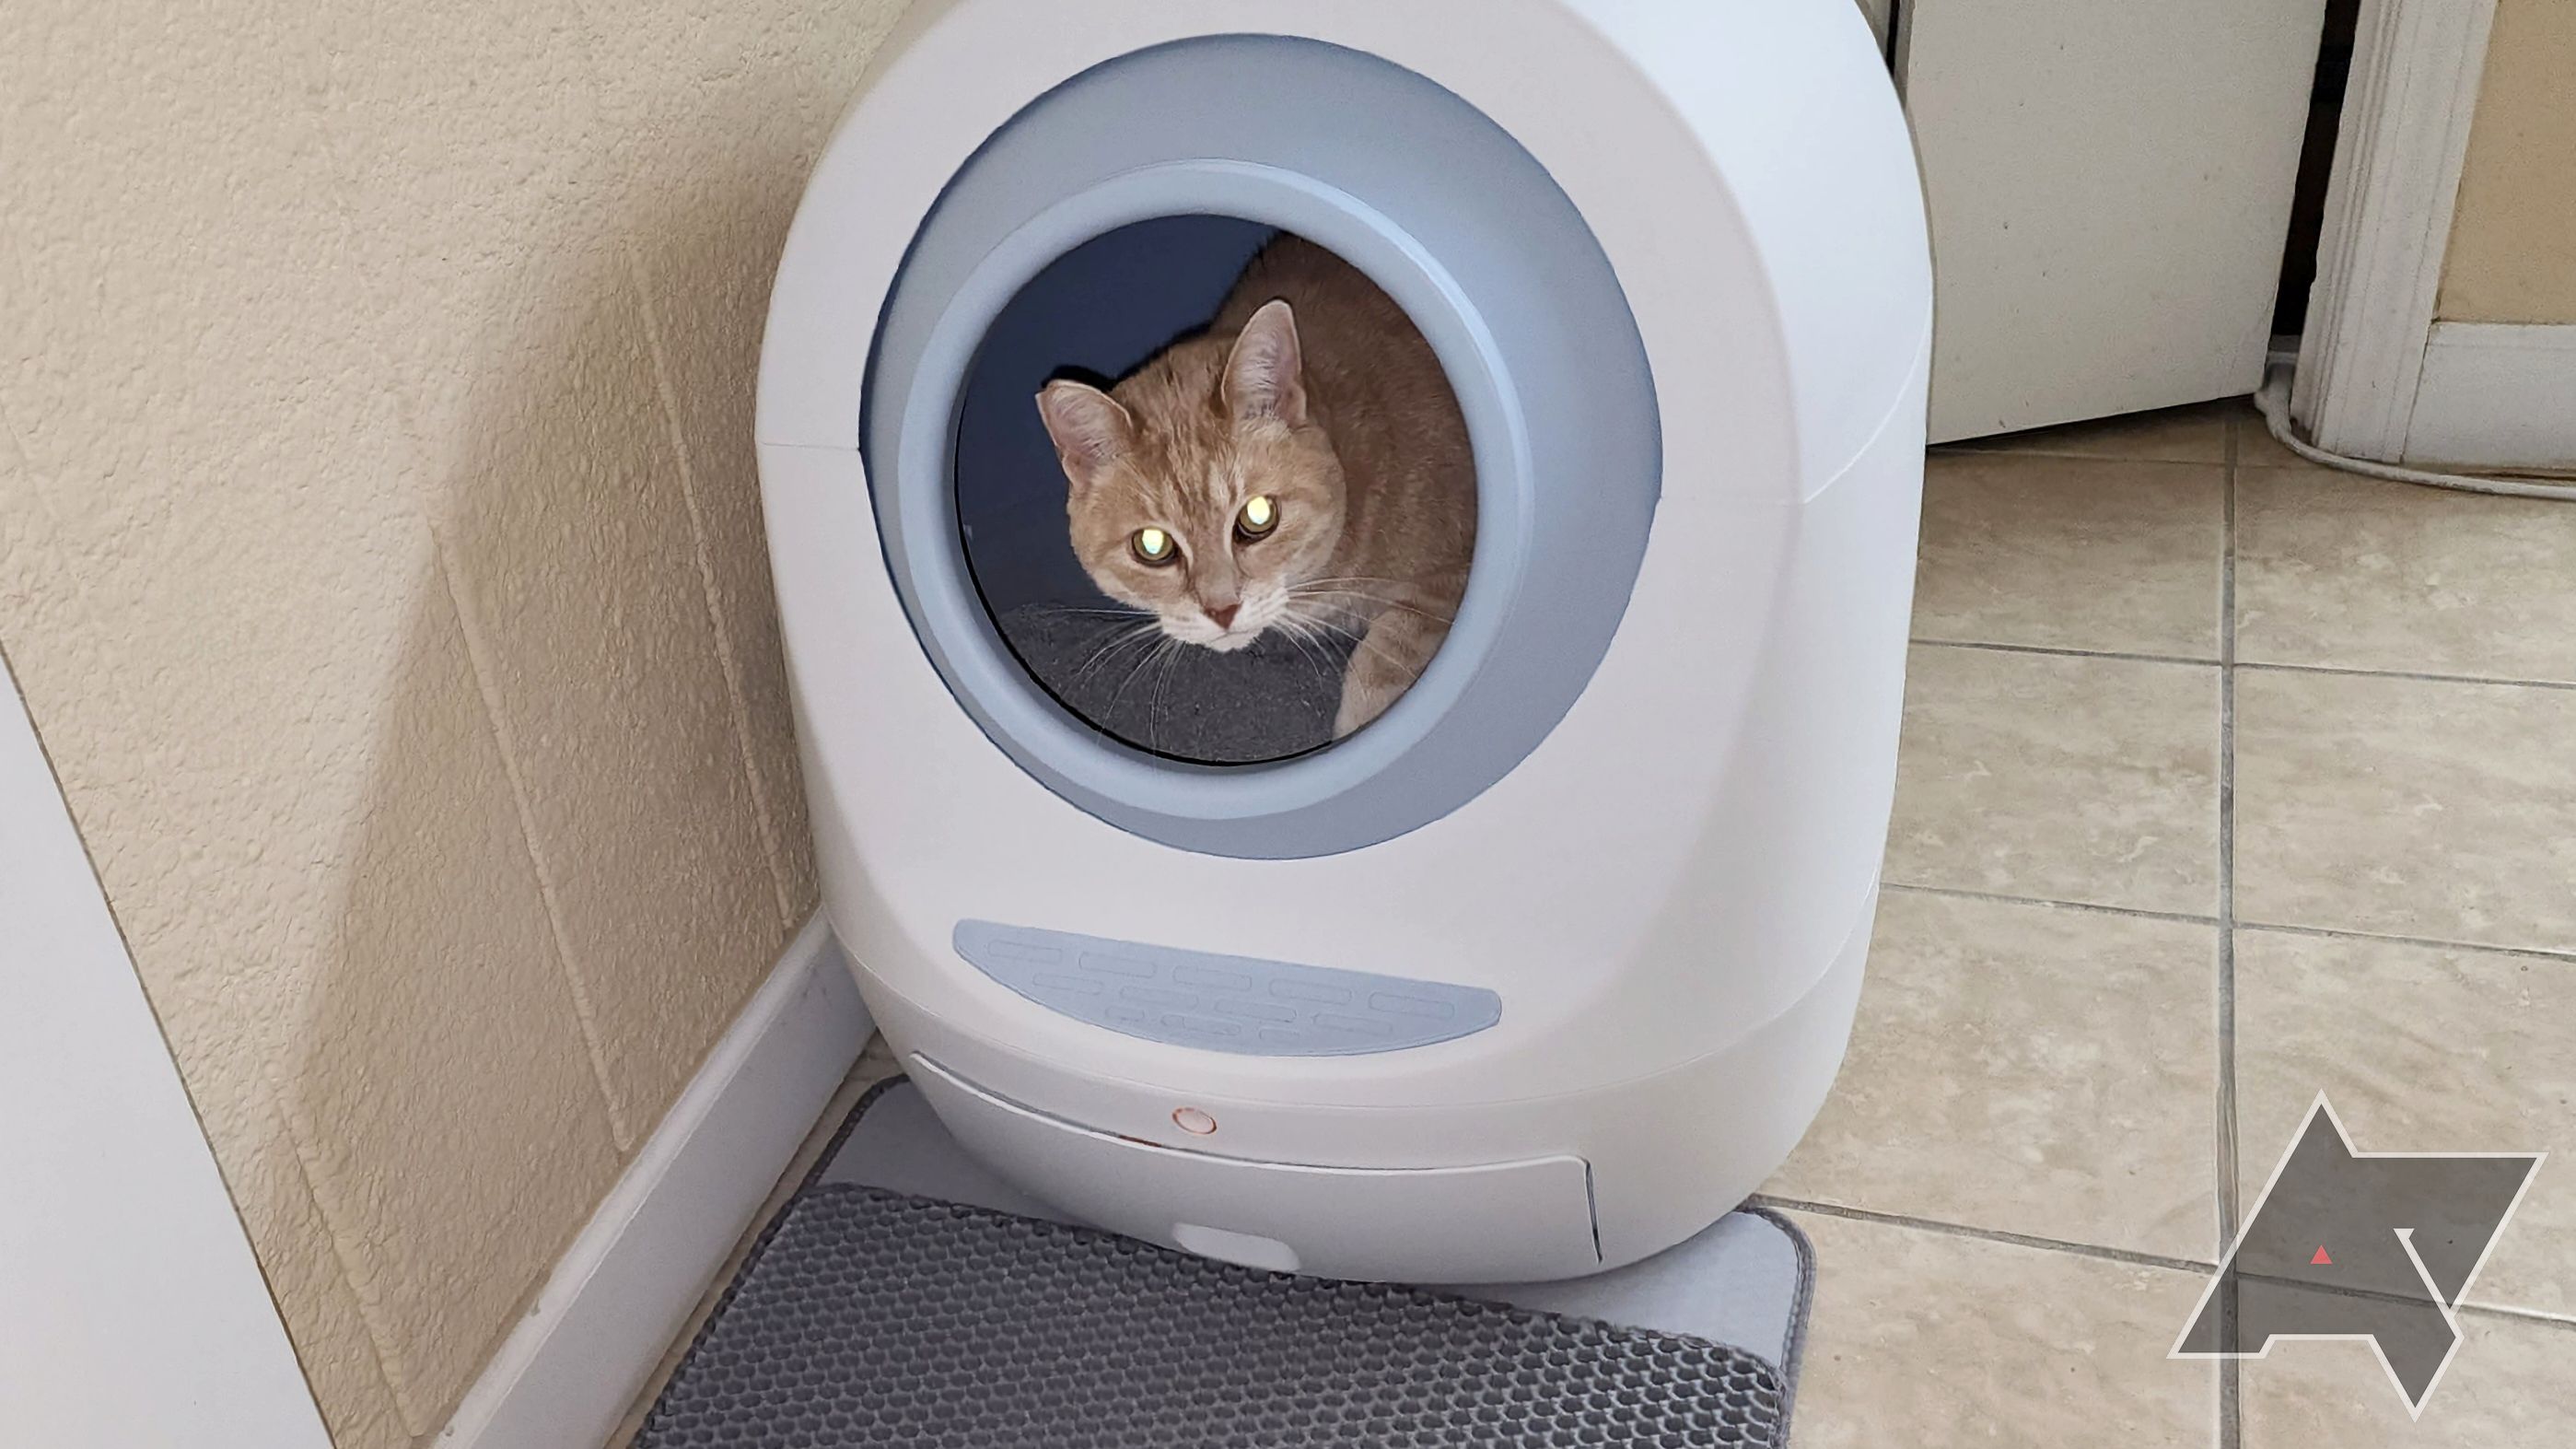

{"left": 1130, "top": 526, "right": 1178, "bottom": 566}
{"left": 1235, "top": 495, "right": 1279, "bottom": 541}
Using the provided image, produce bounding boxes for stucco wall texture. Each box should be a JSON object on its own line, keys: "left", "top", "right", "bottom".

{"left": 0, "top": 0, "right": 910, "bottom": 1442}
{"left": 2440, "top": 0, "right": 2576, "bottom": 324}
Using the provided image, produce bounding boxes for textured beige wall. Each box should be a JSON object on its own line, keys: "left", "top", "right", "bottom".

{"left": 0, "top": 1, "right": 909, "bottom": 1442}
{"left": 2438, "top": 0, "right": 2576, "bottom": 323}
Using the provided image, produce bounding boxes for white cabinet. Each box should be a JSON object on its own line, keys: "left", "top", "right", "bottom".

{"left": 1897, "top": 0, "right": 2332, "bottom": 439}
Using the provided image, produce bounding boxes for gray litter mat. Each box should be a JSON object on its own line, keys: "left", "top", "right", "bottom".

{"left": 635, "top": 1077, "right": 1813, "bottom": 1448}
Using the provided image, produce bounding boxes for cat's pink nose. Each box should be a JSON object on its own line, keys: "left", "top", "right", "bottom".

{"left": 1205, "top": 602, "right": 1241, "bottom": 630}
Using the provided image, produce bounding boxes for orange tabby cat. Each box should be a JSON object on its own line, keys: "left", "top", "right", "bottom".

{"left": 1035, "top": 238, "right": 1475, "bottom": 738}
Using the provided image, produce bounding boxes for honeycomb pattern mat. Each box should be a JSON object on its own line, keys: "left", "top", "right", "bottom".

{"left": 636, "top": 1183, "right": 1793, "bottom": 1448}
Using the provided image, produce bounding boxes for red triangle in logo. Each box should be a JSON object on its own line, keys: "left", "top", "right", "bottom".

{"left": 2312, "top": 1246, "right": 2333, "bottom": 1266}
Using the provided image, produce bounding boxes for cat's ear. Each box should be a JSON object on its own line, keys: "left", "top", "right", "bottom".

{"left": 1035, "top": 380, "right": 1134, "bottom": 495}
{"left": 1224, "top": 299, "right": 1309, "bottom": 428}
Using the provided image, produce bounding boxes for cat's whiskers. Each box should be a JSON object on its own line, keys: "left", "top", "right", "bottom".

{"left": 1026, "top": 603, "right": 1160, "bottom": 620}
{"left": 1287, "top": 581, "right": 1457, "bottom": 627}
{"left": 1102, "top": 637, "right": 1175, "bottom": 723}
{"left": 1062, "top": 612, "right": 1158, "bottom": 650}
{"left": 1272, "top": 615, "right": 1354, "bottom": 699}
{"left": 1290, "top": 578, "right": 1442, "bottom": 602}
{"left": 1284, "top": 603, "right": 1417, "bottom": 674}
{"left": 1268, "top": 613, "right": 1327, "bottom": 663}
{"left": 1291, "top": 574, "right": 1416, "bottom": 587}
{"left": 1060, "top": 620, "right": 1162, "bottom": 695}
{"left": 1146, "top": 638, "right": 1190, "bottom": 752}
{"left": 1202, "top": 588, "right": 1293, "bottom": 648}
{"left": 1283, "top": 593, "right": 1379, "bottom": 628}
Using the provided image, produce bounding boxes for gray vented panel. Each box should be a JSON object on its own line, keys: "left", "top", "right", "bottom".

{"left": 635, "top": 1186, "right": 1789, "bottom": 1448}
{"left": 955, "top": 919, "right": 1501, "bottom": 1055}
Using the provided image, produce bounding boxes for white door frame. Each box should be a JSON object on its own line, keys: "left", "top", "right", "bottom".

{"left": 2290, "top": 0, "right": 2497, "bottom": 460}
{"left": 0, "top": 648, "right": 331, "bottom": 1448}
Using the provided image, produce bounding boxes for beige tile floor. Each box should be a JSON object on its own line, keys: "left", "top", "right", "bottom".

{"left": 1761, "top": 400, "right": 2576, "bottom": 1447}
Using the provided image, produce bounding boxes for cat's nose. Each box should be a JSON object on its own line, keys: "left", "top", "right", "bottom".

{"left": 1205, "top": 602, "right": 1241, "bottom": 630}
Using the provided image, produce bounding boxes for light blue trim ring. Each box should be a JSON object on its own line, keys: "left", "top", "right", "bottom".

{"left": 862, "top": 35, "right": 1658, "bottom": 859}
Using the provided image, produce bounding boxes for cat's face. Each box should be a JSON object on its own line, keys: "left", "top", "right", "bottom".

{"left": 1038, "top": 301, "right": 1345, "bottom": 652}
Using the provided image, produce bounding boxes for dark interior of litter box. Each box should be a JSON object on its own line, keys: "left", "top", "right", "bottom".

{"left": 954, "top": 216, "right": 1458, "bottom": 765}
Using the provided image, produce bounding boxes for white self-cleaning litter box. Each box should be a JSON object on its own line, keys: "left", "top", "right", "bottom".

{"left": 757, "top": 0, "right": 1930, "bottom": 1282}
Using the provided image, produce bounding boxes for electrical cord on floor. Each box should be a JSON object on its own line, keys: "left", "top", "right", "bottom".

{"left": 2253, "top": 365, "right": 2576, "bottom": 501}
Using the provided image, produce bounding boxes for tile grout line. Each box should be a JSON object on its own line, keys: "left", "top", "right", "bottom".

{"left": 1746, "top": 1196, "right": 2217, "bottom": 1276}
{"left": 2226, "top": 1271, "right": 2576, "bottom": 1336}
{"left": 1915, "top": 635, "right": 2576, "bottom": 697}
{"left": 1882, "top": 880, "right": 2220, "bottom": 927}
{"left": 1911, "top": 637, "right": 2217, "bottom": 668}
{"left": 2216, "top": 414, "right": 2243, "bottom": 1449}
{"left": 1747, "top": 1197, "right": 2576, "bottom": 1332}
{"left": 2456, "top": 1299, "right": 2576, "bottom": 1335}
{"left": 1885, "top": 880, "right": 2576, "bottom": 966}
{"left": 2237, "top": 658, "right": 2576, "bottom": 695}
{"left": 2230, "top": 917, "right": 2576, "bottom": 965}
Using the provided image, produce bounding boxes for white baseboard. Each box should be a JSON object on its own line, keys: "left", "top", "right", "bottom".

{"left": 2405, "top": 322, "right": 2576, "bottom": 471}
{"left": 436, "top": 915, "right": 870, "bottom": 1449}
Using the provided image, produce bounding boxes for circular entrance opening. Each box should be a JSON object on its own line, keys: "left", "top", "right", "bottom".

{"left": 857, "top": 35, "right": 1661, "bottom": 857}
{"left": 954, "top": 217, "right": 1477, "bottom": 766}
